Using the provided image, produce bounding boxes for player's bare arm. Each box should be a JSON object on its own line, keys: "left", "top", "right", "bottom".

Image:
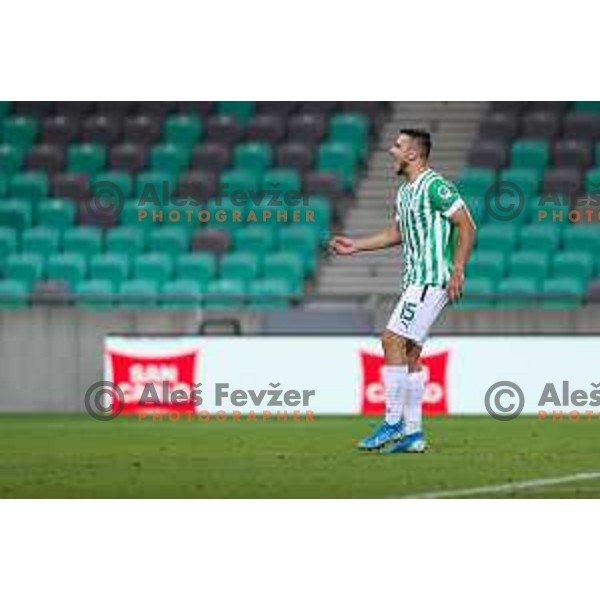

{"left": 447, "top": 206, "right": 477, "bottom": 303}
{"left": 329, "top": 224, "right": 401, "bottom": 256}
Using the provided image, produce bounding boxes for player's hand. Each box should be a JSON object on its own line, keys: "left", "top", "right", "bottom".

{"left": 329, "top": 236, "right": 358, "bottom": 256}
{"left": 447, "top": 268, "right": 465, "bottom": 303}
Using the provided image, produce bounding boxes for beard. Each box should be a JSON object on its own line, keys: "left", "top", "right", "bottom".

{"left": 395, "top": 161, "right": 408, "bottom": 177}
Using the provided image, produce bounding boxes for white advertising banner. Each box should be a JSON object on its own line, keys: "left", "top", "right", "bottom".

{"left": 104, "top": 336, "right": 600, "bottom": 416}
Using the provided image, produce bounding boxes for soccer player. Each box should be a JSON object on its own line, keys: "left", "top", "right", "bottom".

{"left": 330, "top": 129, "right": 476, "bottom": 453}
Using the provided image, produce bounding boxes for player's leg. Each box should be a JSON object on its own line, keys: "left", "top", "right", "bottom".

{"left": 356, "top": 328, "right": 409, "bottom": 450}
{"left": 405, "top": 341, "right": 426, "bottom": 437}
{"left": 382, "top": 286, "right": 448, "bottom": 454}
{"left": 357, "top": 287, "right": 423, "bottom": 451}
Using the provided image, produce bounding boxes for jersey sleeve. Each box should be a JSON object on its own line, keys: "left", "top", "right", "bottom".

{"left": 428, "top": 177, "right": 465, "bottom": 219}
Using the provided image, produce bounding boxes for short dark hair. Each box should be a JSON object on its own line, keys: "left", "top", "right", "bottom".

{"left": 399, "top": 128, "right": 432, "bottom": 159}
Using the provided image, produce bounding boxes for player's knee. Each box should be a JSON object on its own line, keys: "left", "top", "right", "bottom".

{"left": 381, "top": 330, "right": 407, "bottom": 364}
{"left": 406, "top": 341, "right": 423, "bottom": 373}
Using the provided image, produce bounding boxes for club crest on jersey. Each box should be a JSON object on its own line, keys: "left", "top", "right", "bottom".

{"left": 438, "top": 185, "right": 452, "bottom": 200}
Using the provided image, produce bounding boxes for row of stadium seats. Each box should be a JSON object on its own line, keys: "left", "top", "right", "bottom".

{"left": 0, "top": 140, "right": 363, "bottom": 184}
{"left": 471, "top": 138, "right": 600, "bottom": 172}
{"left": 0, "top": 111, "right": 372, "bottom": 154}
{"left": 0, "top": 197, "right": 332, "bottom": 233}
{"left": 0, "top": 101, "right": 387, "bottom": 121}
{"left": 0, "top": 276, "right": 296, "bottom": 310}
{"left": 480, "top": 101, "right": 600, "bottom": 142}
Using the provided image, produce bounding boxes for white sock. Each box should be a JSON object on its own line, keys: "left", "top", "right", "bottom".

{"left": 383, "top": 365, "right": 409, "bottom": 425}
{"left": 404, "top": 370, "right": 427, "bottom": 435}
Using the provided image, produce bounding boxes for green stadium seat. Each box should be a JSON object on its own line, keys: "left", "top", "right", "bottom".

{"left": 456, "top": 168, "right": 496, "bottom": 198}
{"left": 317, "top": 142, "right": 357, "bottom": 190}
{"left": 205, "top": 278, "right": 246, "bottom": 310}
{"left": 2, "top": 116, "right": 37, "bottom": 149}
{"left": 234, "top": 142, "right": 274, "bottom": 174}
{"left": 329, "top": 113, "right": 369, "bottom": 159}
{"left": 119, "top": 279, "right": 160, "bottom": 308}
{"left": 511, "top": 140, "right": 550, "bottom": 169}
{"left": 0, "top": 101, "right": 12, "bottom": 118}
{"left": 220, "top": 169, "right": 260, "bottom": 196}
{"left": 89, "top": 254, "right": 130, "bottom": 287}
{"left": 584, "top": 168, "right": 600, "bottom": 192}
{"left": 220, "top": 252, "right": 260, "bottom": 281}
{"left": 518, "top": 223, "right": 562, "bottom": 254}
{"left": 263, "top": 253, "right": 304, "bottom": 293}
{"left": 574, "top": 101, "right": 600, "bottom": 114}
{"left": 205, "top": 198, "right": 247, "bottom": 232}
{"left": 233, "top": 226, "right": 275, "bottom": 255}
{"left": 67, "top": 144, "right": 106, "bottom": 176}
{"left": 0, "top": 199, "right": 33, "bottom": 230}
{"left": 497, "top": 277, "right": 540, "bottom": 309}
{"left": 563, "top": 226, "right": 600, "bottom": 254}
{"left": 150, "top": 144, "right": 189, "bottom": 175}
{"left": 0, "top": 279, "right": 30, "bottom": 309}
{"left": 527, "top": 195, "right": 570, "bottom": 227}
{"left": 9, "top": 172, "right": 49, "bottom": 200}
{"left": 63, "top": 227, "right": 102, "bottom": 258}
{"left": 467, "top": 251, "right": 507, "bottom": 281}
{"left": 176, "top": 254, "right": 217, "bottom": 287}
{"left": 278, "top": 225, "right": 320, "bottom": 274}
{"left": 247, "top": 278, "right": 293, "bottom": 310}
{"left": 508, "top": 251, "right": 550, "bottom": 282}
{"left": 148, "top": 228, "right": 190, "bottom": 256}
{"left": 94, "top": 171, "right": 133, "bottom": 199}
{"left": 105, "top": 226, "right": 146, "bottom": 257}
{"left": 5, "top": 253, "right": 45, "bottom": 285}
{"left": 36, "top": 199, "right": 76, "bottom": 231}
{"left": 22, "top": 227, "right": 61, "bottom": 256}
{"left": 248, "top": 205, "right": 279, "bottom": 231}
{"left": 161, "top": 279, "right": 203, "bottom": 309}
{"left": 304, "top": 196, "right": 332, "bottom": 233}
{"left": 459, "top": 277, "right": 497, "bottom": 309}
{"left": 161, "top": 203, "right": 203, "bottom": 231}
{"left": 0, "top": 144, "right": 24, "bottom": 175}
{"left": 120, "top": 201, "right": 152, "bottom": 228}
{"left": 76, "top": 279, "right": 116, "bottom": 309}
{"left": 0, "top": 173, "right": 7, "bottom": 197}
{"left": 594, "top": 143, "right": 600, "bottom": 167}
{"left": 135, "top": 171, "right": 175, "bottom": 202}
{"left": 0, "top": 228, "right": 18, "bottom": 267}
{"left": 542, "top": 277, "right": 585, "bottom": 309}
{"left": 499, "top": 168, "right": 541, "bottom": 197}
{"left": 476, "top": 223, "right": 518, "bottom": 255}
{"left": 46, "top": 253, "right": 87, "bottom": 288}
{"left": 463, "top": 196, "right": 487, "bottom": 227}
{"left": 552, "top": 252, "right": 595, "bottom": 281}
{"left": 134, "top": 253, "right": 173, "bottom": 284}
{"left": 217, "top": 101, "right": 255, "bottom": 124}
{"left": 163, "top": 115, "right": 203, "bottom": 148}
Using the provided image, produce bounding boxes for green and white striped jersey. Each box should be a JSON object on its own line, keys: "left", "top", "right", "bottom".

{"left": 395, "top": 168, "right": 465, "bottom": 288}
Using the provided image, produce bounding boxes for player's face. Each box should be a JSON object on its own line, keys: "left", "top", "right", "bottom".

{"left": 389, "top": 134, "right": 419, "bottom": 176}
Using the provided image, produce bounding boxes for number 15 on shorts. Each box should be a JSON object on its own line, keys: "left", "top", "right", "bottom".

{"left": 400, "top": 301, "right": 417, "bottom": 327}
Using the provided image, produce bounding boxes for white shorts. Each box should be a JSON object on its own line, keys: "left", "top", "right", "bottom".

{"left": 386, "top": 285, "right": 449, "bottom": 345}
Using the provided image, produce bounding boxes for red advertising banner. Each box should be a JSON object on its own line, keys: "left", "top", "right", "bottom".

{"left": 107, "top": 351, "right": 199, "bottom": 415}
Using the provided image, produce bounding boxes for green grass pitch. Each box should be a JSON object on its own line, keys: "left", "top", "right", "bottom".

{"left": 1, "top": 414, "right": 600, "bottom": 498}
